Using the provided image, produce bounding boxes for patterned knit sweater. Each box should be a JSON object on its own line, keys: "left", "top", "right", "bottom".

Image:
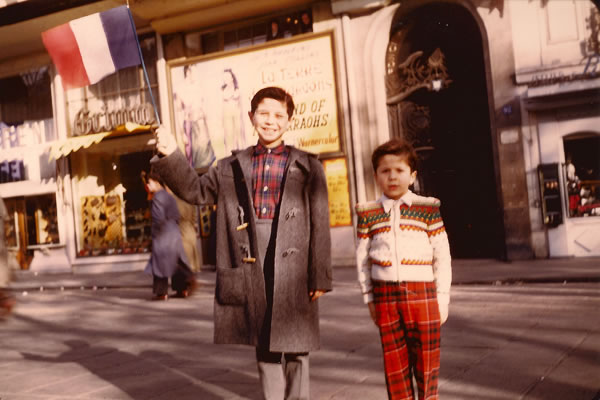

{"left": 355, "top": 191, "right": 452, "bottom": 307}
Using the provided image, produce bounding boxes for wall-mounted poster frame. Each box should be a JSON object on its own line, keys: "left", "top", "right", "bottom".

{"left": 323, "top": 157, "right": 352, "bottom": 227}
{"left": 166, "top": 30, "right": 344, "bottom": 170}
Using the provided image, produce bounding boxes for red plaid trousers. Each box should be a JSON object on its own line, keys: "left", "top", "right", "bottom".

{"left": 373, "top": 280, "right": 441, "bottom": 400}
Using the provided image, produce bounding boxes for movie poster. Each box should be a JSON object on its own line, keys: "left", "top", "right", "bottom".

{"left": 169, "top": 32, "right": 341, "bottom": 169}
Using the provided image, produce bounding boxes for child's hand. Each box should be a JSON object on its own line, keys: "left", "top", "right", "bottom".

{"left": 309, "top": 290, "right": 326, "bottom": 301}
{"left": 439, "top": 303, "right": 449, "bottom": 325}
{"left": 368, "top": 302, "right": 377, "bottom": 324}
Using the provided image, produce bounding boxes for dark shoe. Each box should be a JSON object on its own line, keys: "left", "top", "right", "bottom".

{"left": 173, "top": 290, "right": 189, "bottom": 298}
{"left": 151, "top": 294, "right": 168, "bottom": 301}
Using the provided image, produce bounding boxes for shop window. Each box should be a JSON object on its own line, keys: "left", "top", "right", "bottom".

{"left": 163, "top": 9, "right": 313, "bottom": 60}
{"left": 70, "top": 135, "right": 154, "bottom": 256}
{"left": 202, "top": 32, "right": 220, "bottom": 54}
{"left": 0, "top": 67, "right": 53, "bottom": 126}
{"left": 25, "top": 194, "right": 59, "bottom": 246}
{"left": 64, "top": 33, "right": 159, "bottom": 137}
{"left": 563, "top": 133, "right": 600, "bottom": 218}
{"left": 0, "top": 67, "right": 56, "bottom": 182}
{"left": 3, "top": 194, "right": 59, "bottom": 248}
{"left": 538, "top": 163, "right": 563, "bottom": 227}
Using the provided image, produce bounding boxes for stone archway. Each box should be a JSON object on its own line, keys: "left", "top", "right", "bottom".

{"left": 385, "top": 2, "right": 505, "bottom": 258}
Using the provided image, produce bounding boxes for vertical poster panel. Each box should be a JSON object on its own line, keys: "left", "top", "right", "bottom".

{"left": 169, "top": 32, "right": 340, "bottom": 169}
{"left": 323, "top": 157, "right": 352, "bottom": 227}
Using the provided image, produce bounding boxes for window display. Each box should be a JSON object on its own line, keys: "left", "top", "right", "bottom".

{"left": 2, "top": 194, "right": 59, "bottom": 270}
{"left": 25, "top": 195, "right": 59, "bottom": 245}
{"left": 71, "top": 134, "right": 154, "bottom": 256}
{"left": 563, "top": 133, "right": 600, "bottom": 218}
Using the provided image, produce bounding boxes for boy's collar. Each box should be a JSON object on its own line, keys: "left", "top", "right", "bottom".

{"left": 254, "top": 141, "right": 286, "bottom": 155}
{"left": 379, "top": 191, "right": 414, "bottom": 213}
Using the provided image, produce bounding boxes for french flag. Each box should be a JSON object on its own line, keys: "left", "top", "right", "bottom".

{"left": 41, "top": 6, "right": 141, "bottom": 89}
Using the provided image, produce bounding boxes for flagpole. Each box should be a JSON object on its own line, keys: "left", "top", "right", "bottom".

{"left": 125, "top": 4, "right": 161, "bottom": 126}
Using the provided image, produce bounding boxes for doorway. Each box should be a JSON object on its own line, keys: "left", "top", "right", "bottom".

{"left": 386, "top": 3, "right": 505, "bottom": 258}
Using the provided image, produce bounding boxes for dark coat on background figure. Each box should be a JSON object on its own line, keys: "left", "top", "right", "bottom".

{"left": 145, "top": 189, "right": 190, "bottom": 278}
{"left": 151, "top": 146, "right": 332, "bottom": 352}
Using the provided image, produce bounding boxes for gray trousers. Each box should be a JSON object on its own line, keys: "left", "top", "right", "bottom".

{"left": 256, "top": 348, "right": 310, "bottom": 400}
{"left": 255, "top": 219, "right": 310, "bottom": 400}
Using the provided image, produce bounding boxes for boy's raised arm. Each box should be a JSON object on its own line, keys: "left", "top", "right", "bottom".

{"left": 150, "top": 126, "right": 219, "bottom": 205}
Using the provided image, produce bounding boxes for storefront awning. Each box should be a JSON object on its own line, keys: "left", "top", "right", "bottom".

{"left": 49, "top": 123, "right": 154, "bottom": 160}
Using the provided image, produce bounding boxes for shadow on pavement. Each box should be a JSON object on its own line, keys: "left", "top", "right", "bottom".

{"left": 20, "top": 339, "right": 258, "bottom": 399}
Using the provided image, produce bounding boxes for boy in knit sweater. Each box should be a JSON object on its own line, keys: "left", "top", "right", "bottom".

{"left": 355, "top": 139, "right": 451, "bottom": 400}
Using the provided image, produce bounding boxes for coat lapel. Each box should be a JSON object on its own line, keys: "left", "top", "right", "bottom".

{"left": 285, "top": 147, "right": 310, "bottom": 177}
{"left": 234, "top": 146, "right": 255, "bottom": 204}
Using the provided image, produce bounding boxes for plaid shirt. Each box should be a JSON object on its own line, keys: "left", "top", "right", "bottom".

{"left": 252, "top": 142, "right": 289, "bottom": 219}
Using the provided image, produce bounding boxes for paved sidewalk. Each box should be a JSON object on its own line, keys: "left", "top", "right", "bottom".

{"left": 6, "top": 256, "right": 600, "bottom": 292}
{"left": 0, "top": 257, "right": 598, "bottom": 400}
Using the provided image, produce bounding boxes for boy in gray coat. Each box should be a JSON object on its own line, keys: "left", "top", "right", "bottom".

{"left": 152, "top": 86, "right": 332, "bottom": 400}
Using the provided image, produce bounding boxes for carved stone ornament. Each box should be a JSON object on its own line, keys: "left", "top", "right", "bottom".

{"left": 385, "top": 36, "right": 452, "bottom": 105}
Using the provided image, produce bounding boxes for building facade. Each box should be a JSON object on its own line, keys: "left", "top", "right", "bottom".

{"left": 0, "top": 0, "right": 597, "bottom": 272}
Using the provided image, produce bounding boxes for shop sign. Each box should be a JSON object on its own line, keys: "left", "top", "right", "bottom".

{"left": 1, "top": 120, "right": 55, "bottom": 149}
{"left": 528, "top": 68, "right": 598, "bottom": 87}
{"left": 518, "top": 52, "right": 599, "bottom": 87}
{"left": 73, "top": 103, "right": 155, "bottom": 136}
{"left": 0, "top": 159, "right": 25, "bottom": 183}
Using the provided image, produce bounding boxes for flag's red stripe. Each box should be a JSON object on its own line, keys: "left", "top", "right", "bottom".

{"left": 41, "top": 23, "right": 90, "bottom": 89}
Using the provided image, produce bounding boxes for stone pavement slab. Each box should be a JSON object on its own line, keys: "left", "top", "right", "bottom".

{"left": 1, "top": 259, "right": 599, "bottom": 400}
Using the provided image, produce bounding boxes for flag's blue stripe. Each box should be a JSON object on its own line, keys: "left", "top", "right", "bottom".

{"left": 100, "top": 6, "right": 141, "bottom": 70}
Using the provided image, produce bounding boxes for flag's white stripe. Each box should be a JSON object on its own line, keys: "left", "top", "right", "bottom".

{"left": 70, "top": 13, "right": 116, "bottom": 84}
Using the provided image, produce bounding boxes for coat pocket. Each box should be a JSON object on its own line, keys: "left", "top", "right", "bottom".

{"left": 216, "top": 267, "right": 247, "bottom": 305}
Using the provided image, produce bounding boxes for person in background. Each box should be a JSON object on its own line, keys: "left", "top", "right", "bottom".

{"left": 173, "top": 195, "right": 201, "bottom": 273}
{"left": 0, "top": 196, "right": 15, "bottom": 317}
{"left": 151, "top": 86, "right": 332, "bottom": 400}
{"left": 144, "top": 168, "right": 197, "bottom": 300}
{"left": 299, "top": 11, "right": 313, "bottom": 34}
{"left": 355, "top": 138, "right": 452, "bottom": 400}
{"left": 267, "top": 18, "right": 284, "bottom": 41}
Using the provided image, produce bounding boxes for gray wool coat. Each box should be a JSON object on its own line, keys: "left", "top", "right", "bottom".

{"left": 151, "top": 145, "right": 332, "bottom": 352}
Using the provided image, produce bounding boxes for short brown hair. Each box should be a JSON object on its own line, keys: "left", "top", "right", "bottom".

{"left": 250, "top": 86, "right": 295, "bottom": 118}
{"left": 371, "top": 139, "right": 418, "bottom": 172}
